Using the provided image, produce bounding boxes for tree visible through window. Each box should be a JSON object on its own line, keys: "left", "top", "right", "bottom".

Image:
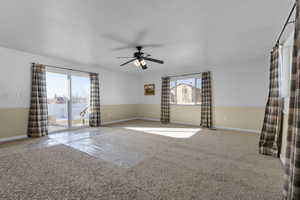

{"left": 170, "top": 77, "right": 201, "bottom": 105}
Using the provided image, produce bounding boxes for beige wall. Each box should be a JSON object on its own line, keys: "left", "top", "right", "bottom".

{"left": 136, "top": 104, "right": 202, "bottom": 125}
{"left": 0, "top": 108, "right": 29, "bottom": 139}
{"left": 136, "top": 104, "right": 160, "bottom": 119}
{"left": 213, "top": 106, "right": 264, "bottom": 132}
{"left": 136, "top": 104, "right": 264, "bottom": 132}
{"left": 171, "top": 105, "right": 201, "bottom": 125}
{"left": 0, "top": 104, "right": 138, "bottom": 140}
{"left": 101, "top": 104, "right": 137, "bottom": 123}
{"left": 0, "top": 104, "right": 264, "bottom": 140}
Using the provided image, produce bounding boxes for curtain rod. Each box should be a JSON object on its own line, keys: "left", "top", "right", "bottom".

{"left": 275, "top": 2, "right": 296, "bottom": 45}
{"left": 165, "top": 72, "right": 204, "bottom": 78}
{"left": 32, "top": 62, "right": 96, "bottom": 74}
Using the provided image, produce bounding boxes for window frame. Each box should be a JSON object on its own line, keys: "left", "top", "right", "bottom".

{"left": 170, "top": 77, "right": 202, "bottom": 106}
{"left": 46, "top": 67, "right": 91, "bottom": 132}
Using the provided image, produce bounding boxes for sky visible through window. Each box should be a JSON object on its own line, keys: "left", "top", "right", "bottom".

{"left": 177, "top": 79, "right": 195, "bottom": 86}
{"left": 196, "top": 78, "right": 201, "bottom": 88}
{"left": 72, "top": 76, "right": 90, "bottom": 98}
{"left": 46, "top": 72, "right": 68, "bottom": 98}
{"left": 46, "top": 72, "right": 89, "bottom": 98}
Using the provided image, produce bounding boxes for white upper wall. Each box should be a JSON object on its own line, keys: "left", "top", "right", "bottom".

{"left": 0, "top": 44, "right": 270, "bottom": 108}
{"left": 138, "top": 59, "right": 269, "bottom": 107}
{"left": 0, "top": 46, "right": 140, "bottom": 108}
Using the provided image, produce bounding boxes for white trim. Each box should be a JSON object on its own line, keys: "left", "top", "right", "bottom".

{"left": 0, "top": 135, "right": 27, "bottom": 143}
{"left": 137, "top": 117, "right": 160, "bottom": 122}
{"left": 170, "top": 74, "right": 202, "bottom": 81}
{"left": 137, "top": 118, "right": 200, "bottom": 125}
{"left": 136, "top": 117, "right": 260, "bottom": 133}
{"left": 101, "top": 117, "right": 138, "bottom": 125}
{"left": 0, "top": 118, "right": 259, "bottom": 143}
{"left": 171, "top": 120, "right": 200, "bottom": 126}
{"left": 170, "top": 104, "right": 201, "bottom": 107}
{"left": 215, "top": 126, "right": 260, "bottom": 134}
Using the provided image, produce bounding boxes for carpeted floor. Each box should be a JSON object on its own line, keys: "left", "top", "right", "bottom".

{"left": 0, "top": 120, "right": 283, "bottom": 200}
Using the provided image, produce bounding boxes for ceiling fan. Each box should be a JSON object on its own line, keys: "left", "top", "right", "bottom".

{"left": 117, "top": 46, "right": 164, "bottom": 70}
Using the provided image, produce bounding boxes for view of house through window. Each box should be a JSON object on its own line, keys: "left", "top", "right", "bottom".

{"left": 46, "top": 71, "right": 90, "bottom": 132}
{"left": 170, "top": 77, "right": 201, "bottom": 105}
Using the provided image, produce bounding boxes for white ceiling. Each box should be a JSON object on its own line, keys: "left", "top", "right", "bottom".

{"left": 0, "top": 0, "right": 294, "bottom": 73}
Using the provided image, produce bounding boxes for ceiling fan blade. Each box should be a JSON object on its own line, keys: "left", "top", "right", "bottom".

{"left": 117, "top": 56, "right": 134, "bottom": 59}
{"left": 102, "top": 34, "right": 132, "bottom": 45}
{"left": 112, "top": 45, "right": 136, "bottom": 51}
{"left": 113, "top": 44, "right": 163, "bottom": 51}
{"left": 132, "top": 29, "right": 149, "bottom": 45}
{"left": 143, "top": 52, "right": 151, "bottom": 57}
{"left": 142, "top": 57, "right": 164, "bottom": 64}
{"left": 120, "top": 58, "right": 136, "bottom": 66}
{"left": 141, "top": 44, "right": 164, "bottom": 48}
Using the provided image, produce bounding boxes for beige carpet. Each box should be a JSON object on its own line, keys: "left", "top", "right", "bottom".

{"left": 0, "top": 120, "right": 283, "bottom": 199}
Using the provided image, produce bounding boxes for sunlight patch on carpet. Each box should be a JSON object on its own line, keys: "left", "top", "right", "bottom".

{"left": 124, "top": 127, "right": 201, "bottom": 138}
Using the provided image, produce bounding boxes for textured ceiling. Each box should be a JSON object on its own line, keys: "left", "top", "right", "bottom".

{"left": 0, "top": 0, "right": 294, "bottom": 73}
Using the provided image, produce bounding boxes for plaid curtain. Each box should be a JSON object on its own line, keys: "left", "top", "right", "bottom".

{"left": 27, "top": 63, "right": 48, "bottom": 137}
{"left": 259, "top": 46, "right": 283, "bottom": 157}
{"left": 284, "top": 1, "right": 300, "bottom": 199}
{"left": 161, "top": 77, "right": 170, "bottom": 123}
{"left": 89, "top": 73, "right": 101, "bottom": 127}
{"left": 200, "top": 71, "right": 212, "bottom": 128}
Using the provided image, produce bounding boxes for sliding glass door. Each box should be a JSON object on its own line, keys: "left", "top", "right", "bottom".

{"left": 71, "top": 75, "right": 90, "bottom": 127}
{"left": 46, "top": 72, "right": 69, "bottom": 132}
{"left": 46, "top": 70, "right": 90, "bottom": 132}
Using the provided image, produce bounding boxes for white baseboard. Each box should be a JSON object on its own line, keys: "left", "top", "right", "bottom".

{"left": 0, "top": 135, "right": 27, "bottom": 143}
{"left": 139, "top": 118, "right": 199, "bottom": 126}
{"left": 101, "top": 117, "right": 138, "bottom": 125}
{"left": 171, "top": 120, "right": 201, "bottom": 126}
{"left": 215, "top": 126, "right": 260, "bottom": 134}
{"left": 137, "top": 117, "right": 160, "bottom": 122}
{"left": 0, "top": 118, "right": 259, "bottom": 143}
{"left": 136, "top": 117, "right": 259, "bottom": 133}
{"left": 0, "top": 118, "right": 137, "bottom": 143}
{"left": 122, "top": 117, "right": 198, "bottom": 127}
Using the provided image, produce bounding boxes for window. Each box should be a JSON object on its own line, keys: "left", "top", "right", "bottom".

{"left": 170, "top": 77, "right": 201, "bottom": 105}
{"left": 279, "top": 35, "right": 293, "bottom": 114}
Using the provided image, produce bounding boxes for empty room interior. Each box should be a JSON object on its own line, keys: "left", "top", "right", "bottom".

{"left": 1, "top": 0, "right": 300, "bottom": 199}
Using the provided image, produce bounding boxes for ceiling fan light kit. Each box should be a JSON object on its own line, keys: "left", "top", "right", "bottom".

{"left": 118, "top": 46, "right": 164, "bottom": 70}
{"left": 134, "top": 59, "right": 147, "bottom": 69}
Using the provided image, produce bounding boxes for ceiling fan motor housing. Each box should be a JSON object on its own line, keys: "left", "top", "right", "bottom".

{"left": 119, "top": 45, "right": 164, "bottom": 68}
{"left": 134, "top": 51, "right": 143, "bottom": 58}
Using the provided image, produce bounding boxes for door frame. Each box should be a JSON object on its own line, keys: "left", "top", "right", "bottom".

{"left": 46, "top": 68, "right": 90, "bottom": 133}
